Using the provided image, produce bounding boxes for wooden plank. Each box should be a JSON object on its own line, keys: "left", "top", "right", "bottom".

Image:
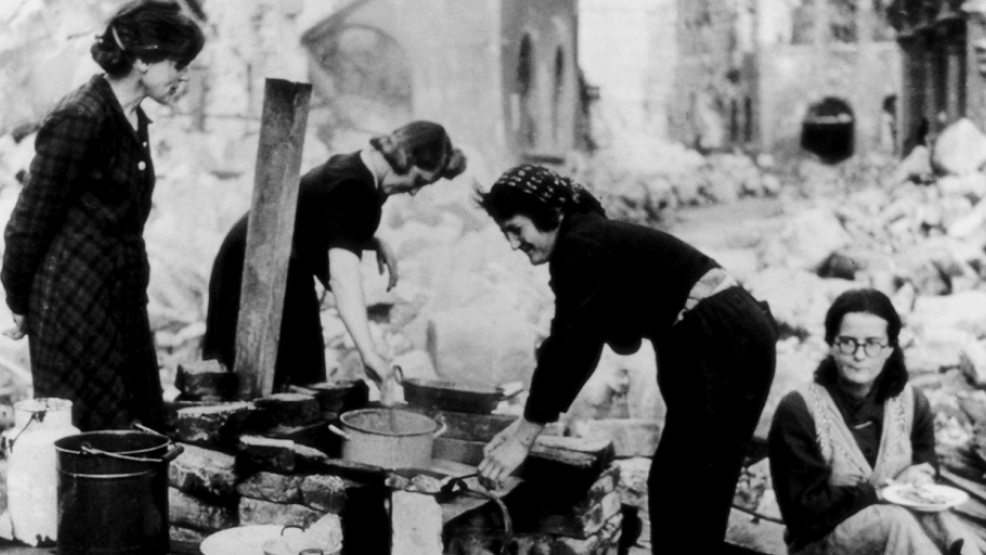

{"left": 234, "top": 78, "right": 312, "bottom": 399}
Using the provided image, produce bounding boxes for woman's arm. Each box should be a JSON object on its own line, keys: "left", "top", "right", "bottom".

{"left": 327, "top": 247, "right": 393, "bottom": 398}
{"left": 364, "top": 236, "right": 398, "bottom": 291}
{"left": 2, "top": 109, "right": 96, "bottom": 317}
{"left": 479, "top": 417, "right": 545, "bottom": 486}
{"left": 894, "top": 387, "right": 938, "bottom": 486}
{"left": 768, "top": 392, "right": 880, "bottom": 542}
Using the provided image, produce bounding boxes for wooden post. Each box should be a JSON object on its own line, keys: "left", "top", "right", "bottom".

{"left": 235, "top": 78, "right": 312, "bottom": 399}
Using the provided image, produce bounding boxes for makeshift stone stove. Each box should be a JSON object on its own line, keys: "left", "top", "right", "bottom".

{"left": 166, "top": 361, "right": 627, "bottom": 555}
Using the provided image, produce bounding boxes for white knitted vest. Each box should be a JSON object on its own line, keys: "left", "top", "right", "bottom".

{"left": 799, "top": 382, "right": 914, "bottom": 487}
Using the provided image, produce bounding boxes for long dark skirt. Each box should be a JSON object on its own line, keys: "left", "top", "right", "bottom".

{"left": 649, "top": 286, "right": 777, "bottom": 553}
{"left": 202, "top": 216, "right": 326, "bottom": 390}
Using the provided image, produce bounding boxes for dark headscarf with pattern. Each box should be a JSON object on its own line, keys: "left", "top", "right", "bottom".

{"left": 483, "top": 165, "right": 605, "bottom": 226}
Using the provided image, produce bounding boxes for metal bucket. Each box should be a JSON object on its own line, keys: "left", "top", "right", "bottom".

{"left": 54, "top": 431, "right": 183, "bottom": 555}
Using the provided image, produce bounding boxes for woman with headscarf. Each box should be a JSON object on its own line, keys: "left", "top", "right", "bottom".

{"left": 475, "top": 164, "right": 777, "bottom": 553}
{"left": 769, "top": 289, "right": 983, "bottom": 555}
{"left": 202, "top": 121, "right": 466, "bottom": 399}
{"left": 1, "top": 0, "right": 204, "bottom": 431}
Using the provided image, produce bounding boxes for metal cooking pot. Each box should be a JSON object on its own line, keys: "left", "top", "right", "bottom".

{"left": 396, "top": 367, "right": 524, "bottom": 414}
{"left": 328, "top": 409, "right": 446, "bottom": 470}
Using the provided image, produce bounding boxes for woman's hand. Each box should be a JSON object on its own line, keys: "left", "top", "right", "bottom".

{"left": 362, "top": 351, "right": 398, "bottom": 406}
{"left": 894, "top": 463, "right": 936, "bottom": 487}
{"left": 3, "top": 313, "right": 27, "bottom": 340}
{"left": 373, "top": 238, "right": 399, "bottom": 291}
{"left": 479, "top": 418, "right": 544, "bottom": 487}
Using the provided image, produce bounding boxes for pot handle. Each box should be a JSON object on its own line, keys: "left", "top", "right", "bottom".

{"left": 497, "top": 381, "right": 525, "bottom": 401}
{"left": 328, "top": 424, "right": 351, "bottom": 441}
{"left": 432, "top": 415, "right": 448, "bottom": 439}
{"left": 392, "top": 365, "right": 404, "bottom": 385}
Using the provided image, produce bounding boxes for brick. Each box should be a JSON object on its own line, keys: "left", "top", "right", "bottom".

{"left": 239, "top": 435, "right": 297, "bottom": 472}
{"left": 569, "top": 418, "right": 661, "bottom": 458}
{"left": 238, "top": 435, "right": 330, "bottom": 473}
{"left": 391, "top": 491, "right": 443, "bottom": 555}
{"left": 513, "top": 491, "right": 622, "bottom": 538}
{"left": 254, "top": 393, "right": 322, "bottom": 427}
{"left": 169, "top": 525, "right": 208, "bottom": 544}
{"left": 300, "top": 474, "right": 350, "bottom": 513}
{"left": 168, "top": 443, "right": 238, "bottom": 500}
{"left": 238, "top": 497, "right": 322, "bottom": 529}
{"left": 529, "top": 436, "right": 615, "bottom": 470}
{"left": 571, "top": 464, "right": 620, "bottom": 514}
{"left": 174, "top": 402, "right": 260, "bottom": 447}
{"left": 168, "top": 488, "right": 237, "bottom": 531}
{"left": 175, "top": 360, "right": 237, "bottom": 401}
{"left": 237, "top": 471, "right": 303, "bottom": 504}
{"left": 550, "top": 513, "right": 623, "bottom": 555}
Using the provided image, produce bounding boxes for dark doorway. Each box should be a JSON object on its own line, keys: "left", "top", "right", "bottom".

{"left": 800, "top": 97, "right": 855, "bottom": 163}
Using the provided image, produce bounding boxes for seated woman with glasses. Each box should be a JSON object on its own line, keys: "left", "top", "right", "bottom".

{"left": 768, "top": 288, "right": 982, "bottom": 555}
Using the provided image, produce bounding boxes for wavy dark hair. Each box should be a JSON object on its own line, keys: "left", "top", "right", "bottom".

{"left": 474, "top": 165, "right": 605, "bottom": 232}
{"left": 91, "top": 0, "right": 205, "bottom": 78}
{"left": 369, "top": 121, "right": 467, "bottom": 179}
{"left": 815, "top": 288, "right": 907, "bottom": 403}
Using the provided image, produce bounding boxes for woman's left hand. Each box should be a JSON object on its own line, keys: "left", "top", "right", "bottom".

{"left": 374, "top": 238, "right": 398, "bottom": 291}
{"left": 894, "top": 463, "right": 936, "bottom": 487}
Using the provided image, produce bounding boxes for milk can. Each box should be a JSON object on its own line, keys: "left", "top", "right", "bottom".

{"left": 2, "top": 398, "right": 79, "bottom": 546}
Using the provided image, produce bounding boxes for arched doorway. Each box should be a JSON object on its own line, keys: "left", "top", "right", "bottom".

{"left": 800, "top": 97, "right": 855, "bottom": 163}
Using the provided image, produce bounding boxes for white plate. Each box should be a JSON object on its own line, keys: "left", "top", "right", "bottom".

{"left": 200, "top": 525, "right": 302, "bottom": 555}
{"left": 882, "top": 483, "right": 970, "bottom": 512}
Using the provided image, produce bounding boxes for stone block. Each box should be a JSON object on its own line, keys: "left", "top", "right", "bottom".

{"left": 237, "top": 471, "right": 303, "bottom": 504}
{"left": 175, "top": 360, "right": 237, "bottom": 401}
{"left": 391, "top": 490, "right": 443, "bottom": 555}
{"left": 168, "top": 443, "right": 238, "bottom": 500}
{"left": 174, "top": 402, "right": 260, "bottom": 447}
{"left": 254, "top": 393, "right": 322, "bottom": 427}
{"left": 551, "top": 513, "right": 623, "bottom": 555}
{"left": 300, "top": 474, "right": 350, "bottom": 513}
{"left": 168, "top": 487, "right": 237, "bottom": 531}
{"left": 169, "top": 525, "right": 208, "bottom": 544}
{"left": 512, "top": 491, "right": 622, "bottom": 538}
{"left": 238, "top": 435, "right": 330, "bottom": 474}
{"left": 238, "top": 497, "right": 322, "bottom": 529}
{"left": 569, "top": 419, "right": 661, "bottom": 458}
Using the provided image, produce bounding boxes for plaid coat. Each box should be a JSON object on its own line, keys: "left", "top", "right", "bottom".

{"left": 1, "top": 75, "right": 163, "bottom": 431}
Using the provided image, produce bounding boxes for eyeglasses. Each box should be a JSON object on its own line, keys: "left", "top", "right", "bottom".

{"left": 833, "top": 336, "right": 890, "bottom": 357}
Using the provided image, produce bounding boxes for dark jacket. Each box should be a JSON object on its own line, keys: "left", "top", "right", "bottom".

{"left": 2, "top": 75, "right": 161, "bottom": 431}
{"left": 524, "top": 211, "right": 717, "bottom": 424}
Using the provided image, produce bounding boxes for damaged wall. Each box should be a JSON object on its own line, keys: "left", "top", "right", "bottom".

{"left": 669, "top": 0, "right": 900, "bottom": 160}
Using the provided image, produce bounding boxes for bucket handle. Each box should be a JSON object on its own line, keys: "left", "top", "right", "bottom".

{"left": 328, "top": 424, "right": 350, "bottom": 441}
{"left": 80, "top": 443, "right": 184, "bottom": 464}
{"left": 5, "top": 409, "right": 45, "bottom": 451}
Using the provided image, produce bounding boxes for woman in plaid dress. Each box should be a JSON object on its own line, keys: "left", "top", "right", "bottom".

{"left": 1, "top": 1, "right": 204, "bottom": 431}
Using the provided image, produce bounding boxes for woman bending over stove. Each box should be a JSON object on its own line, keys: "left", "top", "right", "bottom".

{"left": 474, "top": 164, "right": 777, "bottom": 554}
{"left": 203, "top": 121, "right": 466, "bottom": 401}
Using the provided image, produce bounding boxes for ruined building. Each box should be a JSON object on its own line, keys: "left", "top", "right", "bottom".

{"left": 670, "top": 0, "right": 900, "bottom": 162}
{"left": 299, "top": 0, "right": 581, "bottom": 168}
{"left": 887, "top": 0, "right": 986, "bottom": 156}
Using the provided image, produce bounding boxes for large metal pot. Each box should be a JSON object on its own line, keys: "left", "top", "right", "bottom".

{"left": 328, "top": 409, "right": 446, "bottom": 469}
